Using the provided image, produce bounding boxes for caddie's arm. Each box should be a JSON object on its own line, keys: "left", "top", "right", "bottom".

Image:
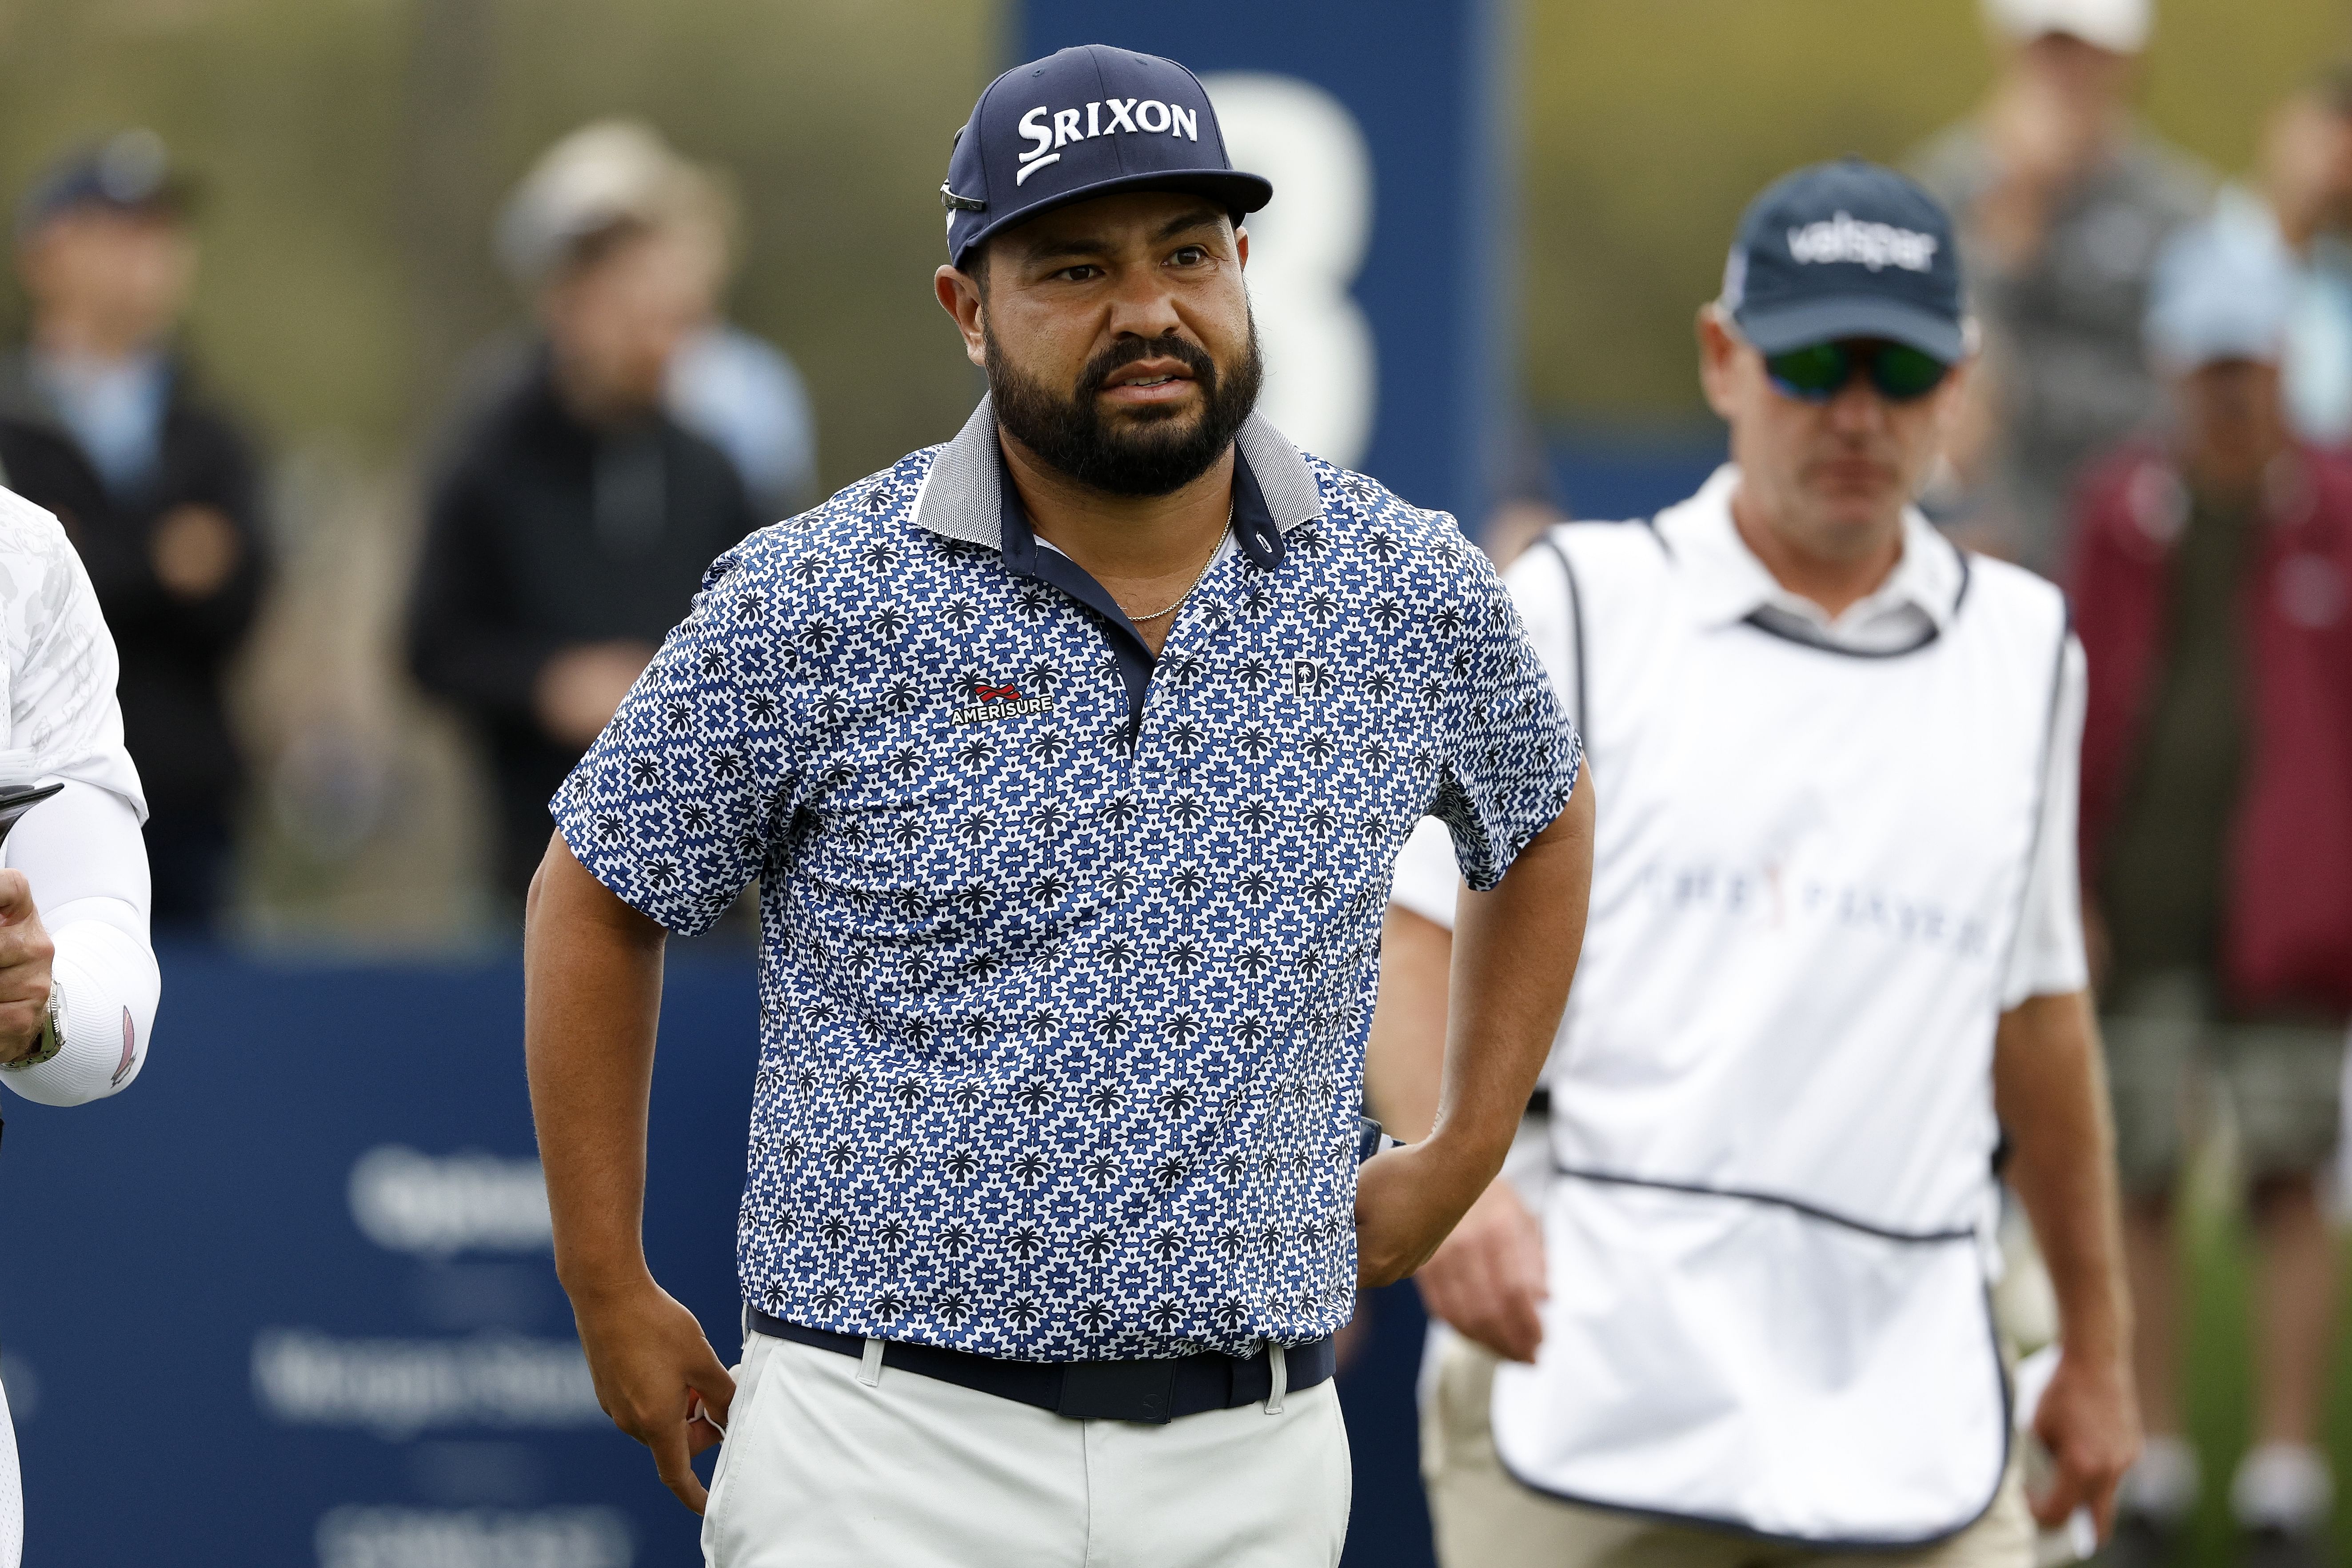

{"left": 1356, "top": 769, "right": 1591, "bottom": 1289}
{"left": 1993, "top": 989, "right": 2140, "bottom": 1538}
{"left": 525, "top": 833, "right": 735, "bottom": 1515}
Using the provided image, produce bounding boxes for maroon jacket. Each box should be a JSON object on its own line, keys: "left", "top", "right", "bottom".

{"left": 2068, "top": 443, "right": 2352, "bottom": 1018}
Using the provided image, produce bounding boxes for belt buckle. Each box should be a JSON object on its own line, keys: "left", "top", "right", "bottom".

{"left": 1056, "top": 1358, "right": 1178, "bottom": 1424}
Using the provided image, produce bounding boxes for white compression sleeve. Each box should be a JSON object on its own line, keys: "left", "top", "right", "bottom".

{"left": 0, "top": 781, "right": 157, "bottom": 1106}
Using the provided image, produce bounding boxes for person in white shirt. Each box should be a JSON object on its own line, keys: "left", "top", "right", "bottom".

{"left": 1369, "top": 159, "right": 2136, "bottom": 1568}
{"left": 0, "top": 482, "right": 162, "bottom": 1567}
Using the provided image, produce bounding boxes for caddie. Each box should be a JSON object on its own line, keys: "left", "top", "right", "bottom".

{"left": 1369, "top": 158, "right": 2138, "bottom": 1568}
{"left": 523, "top": 43, "right": 1592, "bottom": 1568}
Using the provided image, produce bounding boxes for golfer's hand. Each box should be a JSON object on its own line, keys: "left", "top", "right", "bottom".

{"left": 2032, "top": 1345, "right": 2139, "bottom": 1539}
{"left": 572, "top": 1279, "right": 736, "bottom": 1513}
{"left": 1414, "top": 1178, "right": 1547, "bottom": 1363}
{"left": 0, "top": 871, "right": 55, "bottom": 1065}
{"left": 1355, "top": 1140, "right": 1490, "bottom": 1289}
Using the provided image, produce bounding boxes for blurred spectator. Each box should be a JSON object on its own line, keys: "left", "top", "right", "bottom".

{"left": 1913, "top": 0, "right": 2209, "bottom": 572}
{"left": 0, "top": 416, "right": 109, "bottom": 541}
{"left": 2208, "top": 68, "right": 2352, "bottom": 449}
{"left": 497, "top": 121, "right": 816, "bottom": 519}
{"left": 2, "top": 130, "right": 270, "bottom": 930}
{"left": 408, "top": 126, "right": 759, "bottom": 910}
{"left": 2068, "top": 220, "right": 2352, "bottom": 1568}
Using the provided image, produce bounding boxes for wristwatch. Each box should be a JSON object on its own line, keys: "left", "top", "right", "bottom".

{"left": 3, "top": 981, "right": 64, "bottom": 1071}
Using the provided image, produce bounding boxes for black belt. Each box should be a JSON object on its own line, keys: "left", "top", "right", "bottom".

{"left": 748, "top": 1307, "right": 1336, "bottom": 1425}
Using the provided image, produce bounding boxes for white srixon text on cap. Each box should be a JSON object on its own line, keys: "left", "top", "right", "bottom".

{"left": 1016, "top": 100, "right": 1201, "bottom": 185}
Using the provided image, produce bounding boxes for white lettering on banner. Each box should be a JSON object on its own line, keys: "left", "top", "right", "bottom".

{"left": 348, "top": 1146, "right": 553, "bottom": 1257}
{"left": 252, "top": 1329, "right": 607, "bottom": 1440}
{"left": 1785, "top": 211, "right": 1940, "bottom": 272}
{"left": 1202, "top": 73, "right": 1376, "bottom": 468}
{"left": 315, "top": 1506, "right": 633, "bottom": 1568}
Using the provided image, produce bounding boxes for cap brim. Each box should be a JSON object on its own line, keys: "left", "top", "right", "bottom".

{"left": 955, "top": 168, "right": 1273, "bottom": 268}
{"left": 1737, "top": 295, "right": 1965, "bottom": 363}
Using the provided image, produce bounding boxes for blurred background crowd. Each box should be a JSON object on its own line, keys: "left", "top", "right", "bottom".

{"left": 4, "top": 0, "right": 2352, "bottom": 1560}
{"left": 0, "top": 0, "right": 2331, "bottom": 952}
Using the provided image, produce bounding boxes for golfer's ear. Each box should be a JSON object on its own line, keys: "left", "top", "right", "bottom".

{"left": 935, "top": 265, "right": 987, "bottom": 368}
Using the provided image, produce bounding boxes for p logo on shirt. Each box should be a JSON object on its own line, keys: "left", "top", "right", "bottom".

{"left": 1291, "top": 659, "right": 1334, "bottom": 698}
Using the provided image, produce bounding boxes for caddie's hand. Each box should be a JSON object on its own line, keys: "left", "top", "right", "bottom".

{"left": 1355, "top": 1139, "right": 1489, "bottom": 1290}
{"left": 2032, "top": 1345, "right": 2140, "bottom": 1539}
{"left": 1414, "top": 1178, "right": 1548, "bottom": 1363}
{"left": 571, "top": 1278, "right": 737, "bottom": 1514}
{"left": 0, "top": 871, "right": 55, "bottom": 1065}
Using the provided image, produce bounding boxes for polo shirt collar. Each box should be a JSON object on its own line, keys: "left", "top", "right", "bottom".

{"left": 911, "top": 394, "right": 1319, "bottom": 568}
{"left": 1657, "top": 463, "right": 1966, "bottom": 635}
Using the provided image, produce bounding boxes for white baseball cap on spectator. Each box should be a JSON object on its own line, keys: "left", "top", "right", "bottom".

{"left": 2144, "top": 218, "right": 2295, "bottom": 370}
{"left": 1981, "top": 0, "right": 2151, "bottom": 53}
{"left": 495, "top": 120, "right": 732, "bottom": 285}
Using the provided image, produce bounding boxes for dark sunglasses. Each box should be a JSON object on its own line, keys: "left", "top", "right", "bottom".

{"left": 1763, "top": 339, "right": 1952, "bottom": 403}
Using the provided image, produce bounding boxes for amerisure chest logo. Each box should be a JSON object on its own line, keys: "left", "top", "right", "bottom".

{"left": 953, "top": 675, "right": 1053, "bottom": 725}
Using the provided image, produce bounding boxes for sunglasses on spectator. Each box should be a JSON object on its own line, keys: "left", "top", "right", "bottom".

{"left": 1763, "top": 339, "right": 1952, "bottom": 403}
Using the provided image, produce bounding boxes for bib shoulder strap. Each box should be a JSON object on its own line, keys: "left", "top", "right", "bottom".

{"left": 1530, "top": 529, "right": 1589, "bottom": 734}
{"left": 1536, "top": 518, "right": 1673, "bottom": 738}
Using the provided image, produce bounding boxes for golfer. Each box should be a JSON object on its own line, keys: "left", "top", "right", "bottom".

{"left": 524, "top": 43, "right": 1590, "bottom": 1568}
{"left": 0, "top": 482, "right": 164, "bottom": 1566}
{"left": 1373, "top": 159, "right": 2138, "bottom": 1568}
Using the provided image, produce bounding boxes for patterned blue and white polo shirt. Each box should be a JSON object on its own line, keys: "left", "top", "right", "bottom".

{"left": 555, "top": 398, "right": 1582, "bottom": 1361}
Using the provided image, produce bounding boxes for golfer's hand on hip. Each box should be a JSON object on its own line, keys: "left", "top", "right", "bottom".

{"left": 571, "top": 1277, "right": 737, "bottom": 1514}
{"left": 1355, "top": 1138, "right": 1498, "bottom": 1291}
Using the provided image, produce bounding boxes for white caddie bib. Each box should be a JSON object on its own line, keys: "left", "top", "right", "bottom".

{"left": 1490, "top": 513, "right": 2070, "bottom": 1547}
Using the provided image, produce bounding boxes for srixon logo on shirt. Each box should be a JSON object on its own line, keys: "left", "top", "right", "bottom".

{"left": 952, "top": 676, "right": 1052, "bottom": 725}
{"left": 1015, "top": 97, "right": 1202, "bottom": 186}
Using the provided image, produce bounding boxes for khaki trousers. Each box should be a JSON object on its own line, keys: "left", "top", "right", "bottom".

{"left": 1422, "top": 1333, "right": 2035, "bottom": 1568}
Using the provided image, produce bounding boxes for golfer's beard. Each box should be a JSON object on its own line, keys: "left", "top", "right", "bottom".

{"left": 984, "top": 323, "right": 1264, "bottom": 498}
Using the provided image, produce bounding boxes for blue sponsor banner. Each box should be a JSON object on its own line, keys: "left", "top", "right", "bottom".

{"left": 0, "top": 949, "right": 1437, "bottom": 1565}
{"left": 0, "top": 946, "right": 755, "bottom": 1566}
{"left": 1015, "top": 0, "right": 1514, "bottom": 537}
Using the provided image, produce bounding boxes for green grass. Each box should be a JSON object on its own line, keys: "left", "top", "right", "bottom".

{"left": 2176, "top": 1197, "right": 2348, "bottom": 1565}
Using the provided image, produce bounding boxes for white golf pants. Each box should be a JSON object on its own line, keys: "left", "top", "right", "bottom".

{"left": 701, "top": 1329, "right": 1351, "bottom": 1567}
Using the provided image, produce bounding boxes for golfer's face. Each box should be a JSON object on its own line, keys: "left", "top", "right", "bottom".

{"left": 978, "top": 192, "right": 1251, "bottom": 443}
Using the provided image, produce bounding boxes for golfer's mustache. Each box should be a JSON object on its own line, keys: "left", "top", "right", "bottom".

{"left": 1078, "top": 339, "right": 1218, "bottom": 397}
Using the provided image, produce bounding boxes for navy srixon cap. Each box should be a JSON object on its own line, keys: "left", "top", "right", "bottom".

{"left": 942, "top": 44, "right": 1272, "bottom": 270}
{"left": 1722, "top": 157, "right": 1966, "bottom": 363}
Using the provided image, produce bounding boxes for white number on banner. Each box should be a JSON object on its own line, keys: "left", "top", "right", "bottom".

{"left": 1200, "top": 73, "right": 1376, "bottom": 470}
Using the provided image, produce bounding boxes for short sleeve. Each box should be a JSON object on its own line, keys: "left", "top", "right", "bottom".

{"left": 2002, "top": 635, "right": 2091, "bottom": 1007}
{"left": 1424, "top": 542, "right": 1583, "bottom": 891}
{"left": 552, "top": 546, "right": 805, "bottom": 935}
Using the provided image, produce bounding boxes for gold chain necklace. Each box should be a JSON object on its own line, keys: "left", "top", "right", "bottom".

{"left": 1126, "top": 501, "right": 1235, "bottom": 624}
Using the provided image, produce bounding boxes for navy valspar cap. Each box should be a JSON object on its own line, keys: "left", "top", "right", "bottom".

{"left": 1722, "top": 157, "right": 1967, "bottom": 363}
{"left": 941, "top": 44, "right": 1273, "bottom": 270}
